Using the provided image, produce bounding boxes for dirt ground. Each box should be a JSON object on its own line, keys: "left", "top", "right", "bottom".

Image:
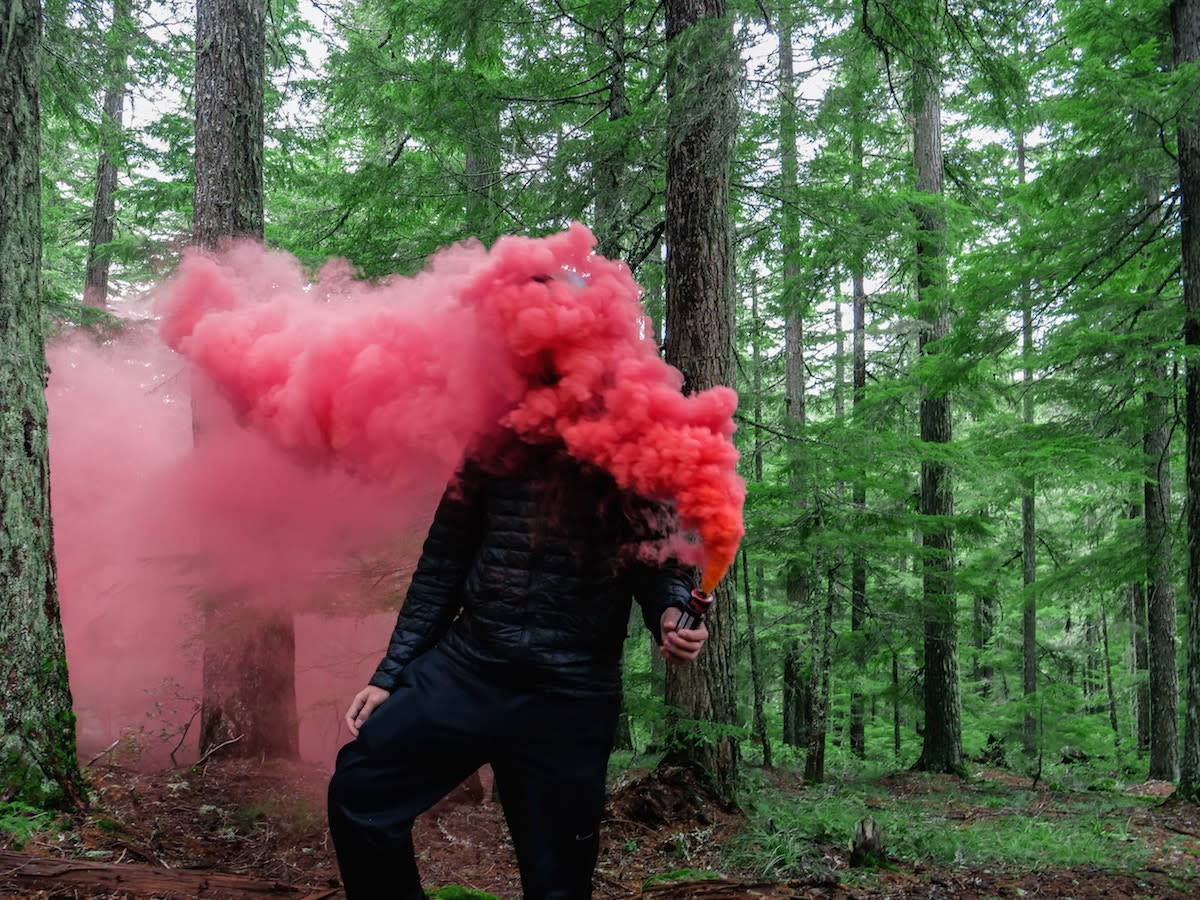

{"left": 2, "top": 758, "right": 1199, "bottom": 899}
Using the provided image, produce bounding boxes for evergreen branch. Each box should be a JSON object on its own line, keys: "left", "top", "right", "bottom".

{"left": 549, "top": 0, "right": 604, "bottom": 43}
{"left": 625, "top": 219, "right": 664, "bottom": 274}
{"left": 318, "top": 135, "right": 409, "bottom": 245}
{"left": 1049, "top": 191, "right": 1179, "bottom": 306}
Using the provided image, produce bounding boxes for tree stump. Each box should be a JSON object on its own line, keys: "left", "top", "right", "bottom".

{"left": 849, "top": 815, "right": 887, "bottom": 868}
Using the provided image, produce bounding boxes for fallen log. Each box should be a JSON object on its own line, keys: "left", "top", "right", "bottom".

{"left": 0, "top": 849, "right": 333, "bottom": 898}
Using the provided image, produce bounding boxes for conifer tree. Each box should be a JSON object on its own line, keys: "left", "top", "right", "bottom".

{"left": 192, "top": 0, "right": 301, "bottom": 760}
{"left": 0, "top": 0, "right": 87, "bottom": 808}
{"left": 1175, "top": 0, "right": 1200, "bottom": 801}
{"left": 662, "top": 0, "right": 740, "bottom": 801}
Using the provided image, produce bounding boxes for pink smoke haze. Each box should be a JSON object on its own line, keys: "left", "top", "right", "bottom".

{"left": 161, "top": 222, "right": 745, "bottom": 587}
{"left": 48, "top": 329, "right": 426, "bottom": 768}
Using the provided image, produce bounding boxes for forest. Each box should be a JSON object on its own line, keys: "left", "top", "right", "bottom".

{"left": 3, "top": 0, "right": 1200, "bottom": 897}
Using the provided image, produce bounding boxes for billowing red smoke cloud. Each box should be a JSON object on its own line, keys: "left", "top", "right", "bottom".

{"left": 160, "top": 223, "right": 745, "bottom": 590}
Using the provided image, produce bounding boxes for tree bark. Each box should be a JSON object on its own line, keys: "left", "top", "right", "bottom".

{"left": 743, "top": 547, "right": 771, "bottom": 768}
{"left": 593, "top": 9, "right": 630, "bottom": 263}
{"left": 193, "top": 0, "right": 265, "bottom": 247}
{"left": 1172, "top": 0, "right": 1200, "bottom": 800}
{"left": 0, "top": 0, "right": 87, "bottom": 807}
{"left": 192, "top": 0, "right": 297, "bottom": 761}
{"left": 745, "top": 279, "right": 771, "bottom": 768}
{"left": 463, "top": 19, "right": 501, "bottom": 242}
{"left": 973, "top": 586, "right": 996, "bottom": 698}
{"left": 911, "top": 39, "right": 963, "bottom": 776}
{"left": 1101, "top": 601, "right": 1120, "bottom": 750}
{"left": 1131, "top": 119, "right": 1182, "bottom": 779}
{"left": 661, "top": 0, "right": 739, "bottom": 801}
{"left": 1145, "top": 372, "right": 1180, "bottom": 780}
{"left": 1129, "top": 500, "right": 1151, "bottom": 752}
{"left": 83, "top": 0, "right": 133, "bottom": 309}
{"left": 1018, "top": 132, "right": 1039, "bottom": 758}
{"left": 777, "top": 0, "right": 816, "bottom": 759}
{"left": 849, "top": 72, "right": 868, "bottom": 760}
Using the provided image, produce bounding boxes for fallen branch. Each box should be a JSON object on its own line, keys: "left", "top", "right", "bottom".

{"left": 84, "top": 738, "right": 121, "bottom": 768}
{"left": 195, "top": 734, "right": 244, "bottom": 768}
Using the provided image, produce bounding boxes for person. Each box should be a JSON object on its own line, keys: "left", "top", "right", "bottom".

{"left": 326, "top": 432, "right": 710, "bottom": 900}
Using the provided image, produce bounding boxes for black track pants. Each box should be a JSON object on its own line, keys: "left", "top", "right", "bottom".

{"left": 327, "top": 647, "right": 620, "bottom": 900}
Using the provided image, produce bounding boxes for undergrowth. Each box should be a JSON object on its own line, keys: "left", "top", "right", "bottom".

{"left": 724, "top": 761, "right": 1163, "bottom": 882}
{"left": 0, "top": 801, "right": 53, "bottom": 850}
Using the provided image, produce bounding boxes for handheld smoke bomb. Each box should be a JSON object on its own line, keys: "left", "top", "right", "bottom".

{"left": 676, "top": 588, "right": 713, "bottom": 632}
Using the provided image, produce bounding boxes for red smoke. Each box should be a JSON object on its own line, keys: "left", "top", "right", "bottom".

{"left": 160, "top": 223, "right": 745, "bottom": 590}
{"left": 48, "top": 326, "right": 427, "bottom": 767}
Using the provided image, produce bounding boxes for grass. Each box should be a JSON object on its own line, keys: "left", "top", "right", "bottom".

{"left": 724, "top": 764, "right": 1163, "bottom": 881}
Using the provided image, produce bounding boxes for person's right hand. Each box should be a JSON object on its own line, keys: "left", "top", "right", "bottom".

{"left": 344, "top": 685, "right": 390, "bottom": 737}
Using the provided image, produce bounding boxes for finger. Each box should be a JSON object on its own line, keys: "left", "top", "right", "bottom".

{"left": 345, "top": 698, "right": 366, "bottom": 734}
{"left": 668, "top": 632, "right": 704, "bottom": 654}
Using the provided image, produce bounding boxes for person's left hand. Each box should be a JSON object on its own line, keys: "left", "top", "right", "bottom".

{"left": 660, "top": 607, "right": 708, "bottom": 665}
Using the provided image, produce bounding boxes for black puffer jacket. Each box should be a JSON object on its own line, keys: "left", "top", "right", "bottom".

{"left": 370, "top": 444, "right": 694, "bottom": 698}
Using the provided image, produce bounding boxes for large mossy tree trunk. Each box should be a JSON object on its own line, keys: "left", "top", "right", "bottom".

{"left": 0, "top": 0, "right": 87, "bottom": 808}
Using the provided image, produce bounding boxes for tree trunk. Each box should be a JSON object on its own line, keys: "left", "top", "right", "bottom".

{"left": 593, "top": 9, "right": 629, "bottom": 263}
{"left": 1129, "top": 500, "right": 1151, "bottom": 752}
{"left": 777, "top": 0, "right": 816, "bottom": 760}
{"left": 1133, "top": 122, "right": 1182, "bottom": 780}
{"left": 743, "top": 547, "right": 771, "bottom": 768}
{"left": 463, "top": 20, "right": 501, "bottom": 241}
{"left": 0, "top": 0, "right": 87, "bottom": 808}
{"left": 193, "top": 0, "right": 265, "bottom": 247}
{"left": 1100, "top": 601, "right": 1120, "bottom": 750}
{"left": 911, "top": 40, "right": 962, "bottom": 776}
{"left": 1019, "top": 131, "right": 1038, "bottom": 758}
{"left": 892, "top": 650, "right": 901, "bottom": 760}
{"left": 1145, "top": 379, "right": 1180, "bottom": 780}
{"left": 745, "top": 280, "right": 771, "bottom": 768}
{"left": 849, "top": 90, "right": 868, "bottom": 760}
{"left": 661, "top": 0, "right": 739, "bottom": 802}
{"left": 781, "top": 636, "right": 807, "bottom": 748}
{"left": 1172, "top": 0, "right": 1200, "bottom": 801}
{"left": 83, "top": 0, "right": 132, "bottom": 310}
{"left": 192, "top": 0, "right": 297, "bottom": 761}
{"left": 739, "top": 282, "right": 768, "bottom": 768}
{"left": 973, "top": 586, "right": 996, "bottom": 698}
{"left": 197, "top": 609, "right": 300, "bottom": 759}
{"left": 805, "top": 558, "right": 835, "bottom": 784}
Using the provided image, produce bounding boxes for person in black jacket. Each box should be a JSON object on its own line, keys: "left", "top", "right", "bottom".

{"left": 326, "top": 434, "right": 708, "bottom": 900}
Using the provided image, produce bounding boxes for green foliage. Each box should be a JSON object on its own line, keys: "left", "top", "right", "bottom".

{"left": 0, "top": 801, "right": 52, "bottom": 850}
{"left": 726, "top": 768, "right": 1160, "bottom": 880}
{"left": 425, "top": 887, "right": 503, "bottom": 899}
{"left": 642, "top": 867, "right": 722, "bottom": 888}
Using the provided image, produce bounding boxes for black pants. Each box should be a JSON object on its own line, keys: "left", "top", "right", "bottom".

{"left": 327, "top": 647, "right": 620, "bottom": 900}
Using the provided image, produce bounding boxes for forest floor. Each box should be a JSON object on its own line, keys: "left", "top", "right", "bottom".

{"left": 2, "top": 757, "right": 1199, "bottom": 899}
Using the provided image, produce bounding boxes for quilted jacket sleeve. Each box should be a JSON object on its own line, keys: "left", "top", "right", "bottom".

{"left": 623, "top": 495, "right": 696, "bottom": 644}
{"left": 632, "top": 559, "right": 695, "bottom": 645}
{"left": 368, "top": 462, "right": 485, "bottom": 692}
